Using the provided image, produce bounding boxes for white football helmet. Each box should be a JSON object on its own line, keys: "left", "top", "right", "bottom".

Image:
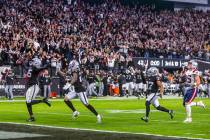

{"left": 147, "top": 67, "right": 159, "bottom": 77}
{"left": 188, "top": 60, "right": 198, "bottom": 69}
{"left": 125, "top": 69, "right": 130, "bottom": 74}
{"left": 32, "top": 57, "right": 42, "bottom": 68}
{"left": 68, "top": 60, "right": 79, "bottom": 73}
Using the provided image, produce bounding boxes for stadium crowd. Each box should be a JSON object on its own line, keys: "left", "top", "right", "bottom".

{"left": 0, "top": 0, "right": 209, "bottom": 98}
{"left": 0, "top": 0, "right": 209, "bottom": 68}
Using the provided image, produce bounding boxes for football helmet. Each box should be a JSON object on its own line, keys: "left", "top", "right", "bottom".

{"left": 68, "top": 60, "right": 79, "bottom": 73}
{"left": 147, "top": 67, "right": 159, "bottom": 77}
{"left": 188, "top": 60, "right": 198, "bottom": 69}
{"left": 32, "top": 57, "right": 42, "bottom": 68}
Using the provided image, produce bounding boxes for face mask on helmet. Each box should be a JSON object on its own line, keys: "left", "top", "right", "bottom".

{"left": 32, "top": 58, "right": 42, "bottom": 68}
{"left": 188, "top": 60, "right": 198, "bottom": 69}
{"left": 192, "top": 62, "right": 198, "bottom": 69}
{"left": 147, "top": 67, "right": 159, "bottom": 77}
{"left": 68, "top": 60, "right": 79, "bottom": 73}
{"left": 125, "top": 69, "right": 130, "bottom": 74}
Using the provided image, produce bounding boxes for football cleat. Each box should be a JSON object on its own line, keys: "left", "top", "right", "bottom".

{"left": 197, "top": 101, "right": 205, "bottom": 108}
{"left": 43, "top": 98, "right": 51, "bottom": 107}
{"left": 97, "top": 114, "right": 102, "bottom": 123}
{"left": 27, "top": 117, "right": 35, "bottom": 122}
{"left": 126, "top": 94, "right": 129, "bottom": 98}
{"left": 72, "top": 111, "right": 80, "bottom": 119}
{"left": 169, "top": 110, "right": 174, "bottom": 119}
{"left": 141, "top": 117, "right": 149, "bottom": 123}
{"left": 183, "top": 117, "right": 192, "bottom": 123}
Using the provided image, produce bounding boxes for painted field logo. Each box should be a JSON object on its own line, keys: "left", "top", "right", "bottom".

{"left": 106, "top": 109, "right": 158, "bottom": 114}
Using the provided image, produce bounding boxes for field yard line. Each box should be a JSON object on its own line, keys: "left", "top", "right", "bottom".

{"left": 1, "top": 110, "right": 179, "bottom": 122}
{"left": 185, "top": 133, "right": 192, "bottom": 135}
{"left": 0, "top": 122, "right": 208, "bottom": 140}
{"left": 0, "top": 97, "right": 184, "bottom": 102}
{"left": 1, "top": 105, "right": 210, "bottom": 117}
{"left": 2, "top": 110, "right": 210, "bottom": 124}
{"left": 0, "top": 99, "right": 144, "bottom": 103}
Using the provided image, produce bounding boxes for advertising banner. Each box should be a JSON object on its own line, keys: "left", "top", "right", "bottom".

{"left": 133, "top": 57, "right": 188, "bottom": 69}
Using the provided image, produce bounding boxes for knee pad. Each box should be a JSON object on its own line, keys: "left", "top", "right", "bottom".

{"left": 83, "top": 102, "right": 89, "bottom": 106}
{"left": 64, "top": 95, "right": 70, "bottom": 101}
{"left": 26, "top": 100, "right": 32, "bottom": 104}
{"left": 64, "top": 98, "right": 68, "bottom": 102}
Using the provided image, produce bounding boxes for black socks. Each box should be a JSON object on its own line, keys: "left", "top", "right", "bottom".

{"left": 86, "top": 104, "right": 98, "bottom": 116}
{"left": 26, "top": 102, "right": 33, "bottom": 116}
{"left": 156, "top": 106, "right": 170, "bottom": 113}
{"left": 64, "top": 100, "right": 76, "bottom": 112}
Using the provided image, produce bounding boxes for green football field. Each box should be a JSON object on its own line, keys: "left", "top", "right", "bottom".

{"left": 0, "top": 97, "right": 210, "bottom": 140}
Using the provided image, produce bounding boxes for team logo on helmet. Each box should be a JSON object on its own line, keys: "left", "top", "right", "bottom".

{"left": 68, "top": 60, "right": 79, "bottom": 73}
{"left": 147, "top": 67, "right": 159, "bottom": 77}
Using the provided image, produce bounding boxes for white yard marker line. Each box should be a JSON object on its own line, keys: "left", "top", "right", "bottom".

{"left": 185, "top": 133, "right": 192, "bottom": 135}
{"left": 0, "top": 131, "right": 50, "bottom": 139}
{"left": 1, "top": 109, "right": 210, "bottom": 124}
{"left": 195, "top": 134, "right": 206, "bottom": 136}
{"left": 0, "top": 96, "right": 184, "bottom": 102}
{"left": 0, "top": 122, "right": 209, "bottom": 140}
{"left": 2, "top": 106, "right": 210, "bottom": 119}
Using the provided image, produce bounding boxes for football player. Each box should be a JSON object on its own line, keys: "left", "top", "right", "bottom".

{"left": 141, "top": 67, "right": 174, "bottom": 122}
{"left": 123, "top": 67, "right": 135, "bottom": 97}
{"left": 25, "top": 57, "right": 51, "bottom": 122}
{"left": 4, "top": 68, "right": 14, "bottom": 100}
{"left": 183, "top": 61, "right": 205, "bottom": 123}
{"left": 86, "top": 70, "right": 98, "bottom": 96}
{"left": 58, "top": 60, "right": 102, "bottom": 123}
{"left": 134, "top": 69, "right": 144, "bottom": 98}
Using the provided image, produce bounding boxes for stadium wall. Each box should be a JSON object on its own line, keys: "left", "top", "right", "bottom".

{"left": 0, "top": 77, "right": 60, "bottom": 97}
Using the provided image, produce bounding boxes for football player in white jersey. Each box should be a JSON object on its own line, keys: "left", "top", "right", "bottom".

{"left": 183, "top": 61, "right": 205, "bottom": 123}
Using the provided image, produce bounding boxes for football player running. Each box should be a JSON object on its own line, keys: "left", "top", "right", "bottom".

{"left": 58, "top": 60, "right": 102, "bottom": 123}
{"left": 25, "top": 57, "right": 51, "bottom": 122}
{"left": 141, "top": 67, "right": 174, "bottom": 122}
{"left": 183, "top": 61, "right": 205, "bottom": 123}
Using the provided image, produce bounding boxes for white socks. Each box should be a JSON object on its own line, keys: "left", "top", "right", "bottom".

{"left": 185, "top": 104, "right": 191, "bottom": 118}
